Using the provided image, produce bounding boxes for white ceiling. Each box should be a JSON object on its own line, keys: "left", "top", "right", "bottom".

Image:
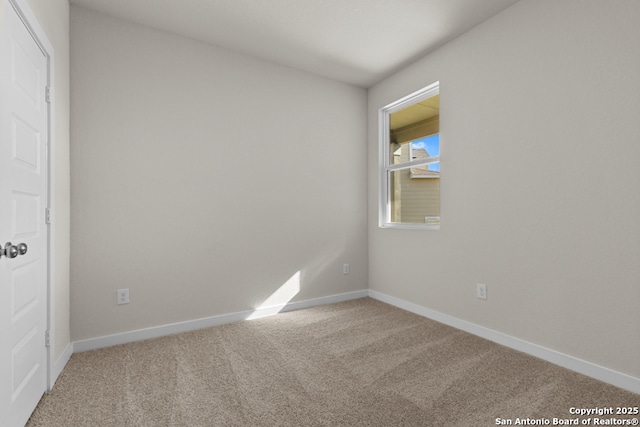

{"left": 69, "top": 0, "right": 520, "bottom": 88}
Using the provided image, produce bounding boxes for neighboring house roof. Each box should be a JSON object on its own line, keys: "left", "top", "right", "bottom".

{"left": 411, "top": 148, "right": 440, "bottom": 177}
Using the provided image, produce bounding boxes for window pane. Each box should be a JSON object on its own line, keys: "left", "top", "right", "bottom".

{"left": 390, "top": 141, "right": 411, "bottom": 166}
{"left": 409, "top": 134, "right": 440, "bottom": 176}
{"left": 389, "top": 169, "right": 440, "bottom": 224}
{"left": 389, "top": 93, "right": 439, "bottom": 166}
{"left": 411, "top": 134, "right": 439, "bottom": 157}
{"left": 410, "top": 161, "right": 440, "bottom": 177}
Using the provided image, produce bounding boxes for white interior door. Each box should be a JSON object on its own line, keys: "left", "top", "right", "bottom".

{"left": 0, "top": 1, "right": 49, "bottom": 425}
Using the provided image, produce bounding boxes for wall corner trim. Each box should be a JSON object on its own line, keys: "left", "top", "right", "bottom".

{"left": 368, "top": 289, "right": 640, "bottom": 395}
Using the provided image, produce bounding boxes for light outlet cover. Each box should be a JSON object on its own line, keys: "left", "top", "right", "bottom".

{"left": 117, "top": 288, "right": 130, "bottom": 305}
{"left": 343, "top": 264, "right": 350, "bottom": 275}
{"left": 477, "top": 283, "right": 487, "bottom": 300}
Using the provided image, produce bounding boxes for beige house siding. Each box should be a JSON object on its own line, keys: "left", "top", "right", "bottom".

{"left": 390, "top": 169, "right": 440, "bottom": 223}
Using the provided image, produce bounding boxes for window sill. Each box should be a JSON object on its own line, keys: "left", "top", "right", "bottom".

{"left": 379, "top": 222, "right": 440, "bottom": 231}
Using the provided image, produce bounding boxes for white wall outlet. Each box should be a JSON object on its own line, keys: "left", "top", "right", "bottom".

{"left": 117, "top": 288, "right": 130, "bottom": 305}
{"left": 343, "top": 263, "right": 350, "bottom": 275}
{"left": 476, "top": 283, "right": 487, "bottom": 300}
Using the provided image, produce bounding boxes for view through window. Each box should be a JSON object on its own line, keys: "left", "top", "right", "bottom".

{"left": 380, "top": 82, "right": 440, "bottom": 228}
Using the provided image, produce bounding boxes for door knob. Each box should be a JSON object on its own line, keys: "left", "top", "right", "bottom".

{"left": 0, "top": 242, "right": 27, "bottom": 259}
{"left": 17, "top": 243, "right": 27, "bottom": 255}
{"left": 1, "top": 242, "right": 18, "bottom": 259}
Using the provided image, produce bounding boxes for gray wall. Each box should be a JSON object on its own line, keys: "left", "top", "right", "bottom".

{"left": 70, "top": 6, "right": 368, "bottom": 340}
{"left": 368, "top": 0, "right": 640, "bottom": 378}
{"left": 70, "top": 0, "right": 640, "bottom": 381}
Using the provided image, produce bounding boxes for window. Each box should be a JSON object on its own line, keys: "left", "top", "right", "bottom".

{"left": 379, "top": 82, "right": 440, "bottom": 229}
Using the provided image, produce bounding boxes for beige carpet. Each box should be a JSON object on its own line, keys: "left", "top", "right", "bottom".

{"left": 28, "top": 298, "right": 638, "bottom": 426}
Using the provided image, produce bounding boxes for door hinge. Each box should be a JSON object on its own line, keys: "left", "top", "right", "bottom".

{"left": 45, "top": 86, "right": 51, "bottom": 103}
{"left": 45, "top": 208, "right": 51, "bottom": 224}
{"left": 45, "top": 330, "right": 51, "bottom": 348}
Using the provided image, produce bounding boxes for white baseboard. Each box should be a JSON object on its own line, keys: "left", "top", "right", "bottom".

{"left": 73, "top": 290, "right": 369, "bottom": 353}
{"left": 368, "top": 289, "right": 640, "bottom": 395}
{"left": 49, "top": 341, "right": 73, "bottom": 391}
{"left": 67, "top": 288, "right": 639, "bottom": 395}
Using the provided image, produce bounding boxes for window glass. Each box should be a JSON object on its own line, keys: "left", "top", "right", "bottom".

{"left": 410, "top": 135, "right": 440, "bottom": 177}
{"left": 380, "top": 82, "right": 440, "bottom": 228}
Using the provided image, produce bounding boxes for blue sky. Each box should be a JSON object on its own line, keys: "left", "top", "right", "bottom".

{"left": 411, "top": 134, "right": 440, "bottom": 171}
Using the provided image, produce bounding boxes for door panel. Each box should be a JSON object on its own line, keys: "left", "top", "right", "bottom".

{"left": 12, "top": 116, "right": 41, "bottom": 172}
{"left": 13, "top": 192, "right": 40, "bottom": 237}
{"left": 1, "top": 1, "right": 49, "bottom": 425}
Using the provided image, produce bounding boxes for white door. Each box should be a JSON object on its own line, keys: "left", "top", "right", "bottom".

{"left": 0, "top": 1, "right": 49, "bottom": 425}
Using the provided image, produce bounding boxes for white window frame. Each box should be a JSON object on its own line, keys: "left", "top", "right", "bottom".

{"left": 379, "top": 81, "right": 440, "bottom": 230}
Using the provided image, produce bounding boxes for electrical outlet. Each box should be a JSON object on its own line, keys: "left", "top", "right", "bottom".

{"left": 343, "top": 263, "right": 350, "bottom": 275}
{"left": 117, "top": 288, "right": 130, "bottom": 305}
{"left": 476, "top": 283, "right": 487, "bottom": 300}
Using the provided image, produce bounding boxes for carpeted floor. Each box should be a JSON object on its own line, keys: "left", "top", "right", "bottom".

{"left": 27, "top": 298, "right": 638, "bottom": 426}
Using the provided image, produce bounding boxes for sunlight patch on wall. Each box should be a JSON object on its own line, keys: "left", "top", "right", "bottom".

{"left": 246, "top": 271, "right": 300, "bottom": 320}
